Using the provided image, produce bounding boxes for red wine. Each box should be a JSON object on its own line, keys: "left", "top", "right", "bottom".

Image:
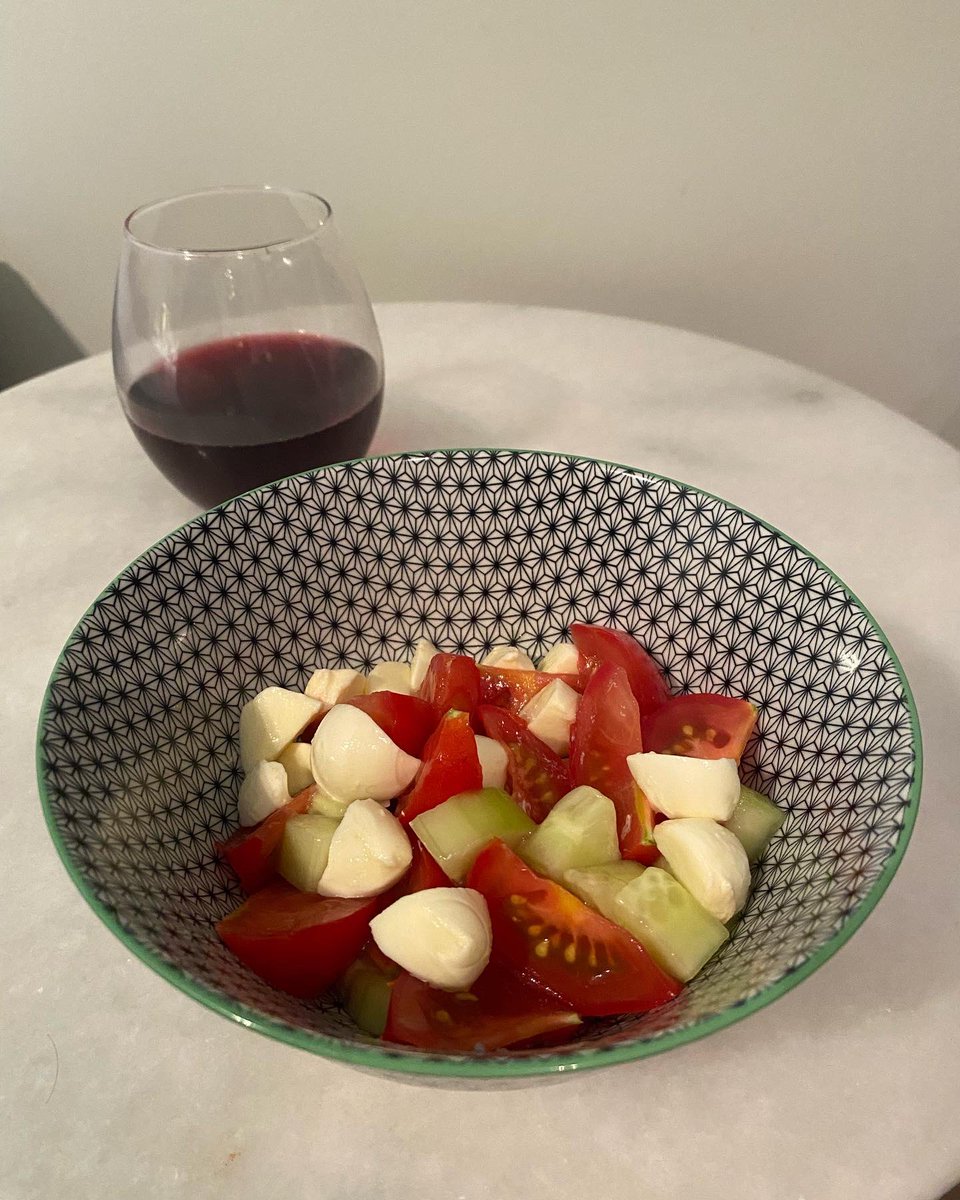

{"left": 122, "top": 332, "right": 383, "bottom": 507}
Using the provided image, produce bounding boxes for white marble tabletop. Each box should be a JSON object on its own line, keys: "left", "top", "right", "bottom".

{"left": 2, "top": 303, "right": 958, "bottom": 1200}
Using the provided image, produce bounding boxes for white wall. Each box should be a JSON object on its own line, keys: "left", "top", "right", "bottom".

{"left": 3, "top": 0, "right": 959, "bottom": 443}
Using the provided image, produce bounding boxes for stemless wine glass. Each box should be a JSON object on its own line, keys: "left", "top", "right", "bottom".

{"left": 112, "top": 186, "right": 384, "bottom": 508}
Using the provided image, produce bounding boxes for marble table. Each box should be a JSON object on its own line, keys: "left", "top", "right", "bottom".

{"left": 2, "top": 303, "right": 958, "bottom": 1200}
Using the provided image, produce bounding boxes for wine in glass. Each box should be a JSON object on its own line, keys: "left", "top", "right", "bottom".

{"left": 113, "top": 186, "right": 383, "bottom": 508}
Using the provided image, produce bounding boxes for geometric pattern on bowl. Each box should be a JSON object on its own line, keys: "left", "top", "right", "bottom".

{"left": 36, "top": 450, "right": 921, "bottom": 1078}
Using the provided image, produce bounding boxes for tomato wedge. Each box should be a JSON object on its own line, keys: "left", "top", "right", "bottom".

{"left": 418, "top": 654, "right": 481, "bottom": 723}
{"left": 570, "top": 663, "right": 657, "bottom": 864}
{"left": 396, "top": 710, "right": 482, "bottom": 826}
{"left": 642, "top": 693, "right": 757, "bottom": 761}
{"left": 217, "top": 784, "right": 316, "bottom": 893}
{"left": 477, "top": 666, "right": 580, "bottom": 715}
{"left": 344, "top": 691, "right": 439, "bottom": 757}
{"left": 468, "top": 840, "right": 681, "bottom": 1016}
{"left": 401, "top": 838, "right": 449, "bottom": 893}
{"left": 478, "top": 705, "right": 571, "bottom": 823}
{"left": 216, "top": 882, "right": 379, "bottom": 998}
{"left": 571, "top": 623, "right": 670, "bottom": 718}
{"left": 384, "top": 960, "right": 581, "bottom": 1053}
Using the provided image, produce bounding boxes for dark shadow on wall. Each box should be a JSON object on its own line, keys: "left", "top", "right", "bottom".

{"left": 0, "top": 264, "right": 85, "bottom": 390}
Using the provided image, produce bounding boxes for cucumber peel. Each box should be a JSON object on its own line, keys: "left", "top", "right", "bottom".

{"left": 725, "top": 785, "right": 786, "bottom": 863}
{"left": 410, "top": 788, "right": 536, "bottom": 882}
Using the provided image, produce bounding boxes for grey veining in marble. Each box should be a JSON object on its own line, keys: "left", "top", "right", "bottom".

{"left": 2, "top": 304, "right": 958, "bottom": 1200}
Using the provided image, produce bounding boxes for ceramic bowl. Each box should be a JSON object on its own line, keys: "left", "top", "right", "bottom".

{"left": 37, "top": 450, "right": 921, "bottom": 1079}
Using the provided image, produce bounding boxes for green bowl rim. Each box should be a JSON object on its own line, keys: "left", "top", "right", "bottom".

{"left": 35, "top": 448, "right": 923, "bottom": 1079}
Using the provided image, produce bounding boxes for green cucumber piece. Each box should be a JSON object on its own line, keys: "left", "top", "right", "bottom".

{"left": 309, "top": 789, "right": 353, "bottom": 821}
{"left": 725, "top": 785, "right": 786, "bottom": 863}
{"left": 340, "top": 959, "right": 394, "bottom": 1037}
{"left": 278, "top": 813, "right": 340, "bottom": 892}
{"left": 562, "top": 860, "right": 645, "bottom": 919}
{"left": 519, "top": 786, "right": 619, "bottom": 883}
{"left": 410, "top": 788, "right": 536, "bottom": 882}
{"left": 613, "top": 867, "right": 729, "bottom": 982}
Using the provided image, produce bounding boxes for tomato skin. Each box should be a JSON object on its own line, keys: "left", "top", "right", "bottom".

{"left": 570, "top": 663, "right": 658, "bottom": 864}
{"left": 377, "top": 836, "right": 450, "bottom": 917}
{"left": 395, "top": 710, "right": 482, "bottom": 826}
{"left": 468, "top": 840, "right": 681, "bottom": 1017}
{"left": 418, "top": 654, "right": 482, "bottom": 724}
{"left": 401, "top": 838, "right": 449, "bottom": 893}
{"left": 477, "top": 666, "right": 580, "bottom": 715}
{"left": 383, "top": 961, "right": 581, "bottom": 1053}
{"left": 217, "top": 784, "right": 317, "bottom": 893}
{"left": 571, "top": 623, "right": 670, "bottom": 718}
{"left": 344, "top": 691, "right": 439, "bottom": 757}
{"left": 478, "top": 705, "right": 572, "bottom": 823}
{"left": 642, "top": 693, "right": 757, "bottom": 761}
{"left": 216, "top": 882, "right": 379, "bottom": 998}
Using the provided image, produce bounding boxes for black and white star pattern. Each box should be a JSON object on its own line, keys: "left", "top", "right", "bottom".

{"left": 37, "top": 450, "right": 919, "bottom": 1068}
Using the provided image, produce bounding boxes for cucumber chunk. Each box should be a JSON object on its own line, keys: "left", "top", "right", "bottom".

{"left": 562, "top": 860, "right": 645, "bottom": 919}
{"left": 278, "top": 813, "right": 340, "bottom": 892}
{"left": 725, "top": 785, "right": 786, "bottom": 863}
{"left": 410, "top": 788, "right": 536, "bottom": 882}
{"left": 519, "top": 786, "right": 619, "bottom": 883}
{"left": 613, "top": 867, "right": 729, "bottom": 982}
{"left": 340, "top": 958, "right": 395, "bottom": 1037}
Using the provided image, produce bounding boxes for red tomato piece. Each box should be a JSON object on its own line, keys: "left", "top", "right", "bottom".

{"left": 216, "top": 882, "right": 379, "bottom": 998}
{"left": 468, "top": 840, "right": 681, "bottom": 1017}
{"left": 217, "top": 784, "right": 316, "bottom": 893}
{"left": 401, "top": 838, "right": 449, "bottom": 893}
{"left": 477, "top": 666, "right": 581, "bottom": 715}
{"left": 570, "top": 663, "right": 657, "bottom": 864}
{"left": 383, "top": 960, "right": 581, "bottom": 1053}
{"left": 344, "top": 691, "right": 439, "bottom": 757}
{"left": 418, "top": 653, "right": 482, "bottom": 723}
{"left": 395, "top": 710, "right": 483, "bottom": 826}
{"left": 379, "top": 837, "right": 450, "bottom": 914}
{"left": 642, "top": 693, "right": 758, "bottom": 761}
{"left": 296, "top": 712, "right": 324, "bottom": 743}
{"left": 478, "top": 705, "right": 571, "bottom": 823}
{"left": 571, "top": 623, "right": 670, "bottom": 719}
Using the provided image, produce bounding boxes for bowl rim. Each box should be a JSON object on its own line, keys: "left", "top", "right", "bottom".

{"left": 35, "top": 449, "right": 923, "bottom": 1078}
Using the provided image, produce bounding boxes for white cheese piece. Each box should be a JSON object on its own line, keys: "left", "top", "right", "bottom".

{"left": 238, "top": 687, "right": 323, "bottom": 773}
{"left": 537, "top": 641, "right": 580, "bottom": 675}
{"left": 237, "top": 760, "right": 290, "bottom": 827}
{"left": 370, "top": 887, "right": 492, "bottom": 991}
{"left": 366, "top": 660, "right": 414, "bottom": 695}
{"left": 653, "top": 818, "right": 751, "bottom": 923}
{"left": 408, "top": 639, "right": 439, "bottom": 691}
{"left": 310, "top": 704, "right": 421, "bottom": 806}
{"left": 277, "top": 742, "right": 315, "bottom": 795}
{"left": 518, "top": 678, "right": 580, "bottom": 755}
{"left": 626, "top": 752, "right": 740, "bottom": 821}
{"left": 316, "top": 799, "right": 413, "bottom": 898}
{"left": 303, "top": 667, "right": 367, "bottom": 711}
{"left": 481, "top": 645, "right": 536, "bottom": 671}
{"left": 474, "top": 735, "right": 509, "bottom": 790}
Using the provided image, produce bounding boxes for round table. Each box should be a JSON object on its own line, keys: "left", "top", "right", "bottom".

{"left": 3, "top": 304, "right": 957, "bottom": 1200}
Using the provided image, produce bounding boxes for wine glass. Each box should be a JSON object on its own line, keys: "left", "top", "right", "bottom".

{"left": 112, "top": 186, "right": 384, "bottom": 508}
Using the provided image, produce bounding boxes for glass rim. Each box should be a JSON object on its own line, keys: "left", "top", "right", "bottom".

{"left": 122, "top": 185, "right": 333, "bottom": 257}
